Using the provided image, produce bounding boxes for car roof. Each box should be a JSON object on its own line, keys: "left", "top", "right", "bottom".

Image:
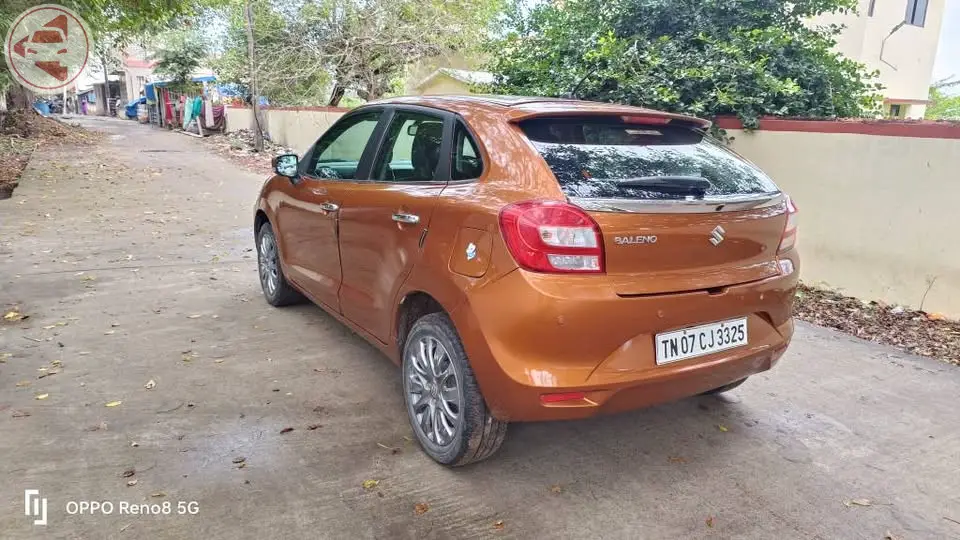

{"left": 366, "top": 95, "right": 711, "bottom": 128}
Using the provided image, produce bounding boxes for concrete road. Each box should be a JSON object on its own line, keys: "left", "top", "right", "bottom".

{"left": 1, "top": 117, "right": 958, "bottom": 540}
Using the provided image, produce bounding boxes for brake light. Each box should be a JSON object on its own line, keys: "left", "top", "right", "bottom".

{"left": 499, "top": 200, "right": 604, "bottom": 273}
{"left": 777, "top": 196, "right": 798, "bottom": 253}
{"left": 620, "top": 115, "right": 671, "bottom": 125}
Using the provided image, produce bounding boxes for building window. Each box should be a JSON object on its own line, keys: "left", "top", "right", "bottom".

{"left": 868, "top": 0, "right": 876, "bottom": 16}
{"left": 889, "top": 104, "right": 903, "bottom": 118}
{"left": 905, "top": 0, "right": 928, "bottom": 26}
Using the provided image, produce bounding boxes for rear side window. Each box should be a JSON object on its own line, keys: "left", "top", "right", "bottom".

{"left": 519, "top": 118, "right": 779, "bottom": 200}
{"left": 452, "top": 122, "right": 483, "bottom": 180}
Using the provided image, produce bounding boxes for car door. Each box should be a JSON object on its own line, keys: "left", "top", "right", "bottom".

{"left": 274, "top": 109, "right": 385, "bottom": 311}
{"left": 337, "top": 107, "right": 452, "bottom": 342}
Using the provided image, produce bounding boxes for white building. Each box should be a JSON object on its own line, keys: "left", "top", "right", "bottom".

{"left": 815, "top": 0, "right": 946, "bottom": 118}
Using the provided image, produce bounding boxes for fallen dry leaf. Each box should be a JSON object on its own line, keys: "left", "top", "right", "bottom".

{"left": 844, "top": 498, "right": 872, "bottom": 507}
{"left": 35, "top": 393, "right": 49, "bottom": 400}
{"left": 105, "top": 400, "right": 122, "bottom": 407}
{"left": 122, "top": 468, "right": 136, "bottom": 478}
{"left": 493, "top": 520, "right": 505, "bottom": 530}
{"left": 3, "top": 310, "right": 24, "bottom": 321}
{"left": 126, "top": 479, "right": 138, "bottom": 487}
{"left": 884, "top": 531, "right": 902, "bottom": 540}
{"left": 279, "top": 427, "right": 294, "bottom": 434}
{"left": 144, "top": 379, "right": 156, "bottom": 390}
{"left": 12, "top": 410, "right": 31, "bottom": 418}
{"left": 717, "top": 424, "right": 729, "bottom": 432}
{"left": 130, "top": 441, "right": 139, "bottom": 447}
{"left": 706, "top": 516, "right": 714, "bottom": 528}
{"left": 187, "top": 314, "right": 202, "bottom": 319}
{"left": 668, "top": 456, "right": 687, "bottom": 464}
{"left": 308, "top": 424, "right": 322, "bottom": 430}
{"left": 362, "top": 479, "right": 379, "bottom": 490}
{"left": 16, "top": 380, "right": 31, "bottom": 387}
{"left": 232, "top": 457, "right": 246, "bottom": 464}
{"left": 151, "top": 492, "right": 166, "bottom": 498}
{"left": 414, "top": 502, "right": 429, "bottom": 515}
{"left": 550, "top": 485, "right": 563, "bottom": 494}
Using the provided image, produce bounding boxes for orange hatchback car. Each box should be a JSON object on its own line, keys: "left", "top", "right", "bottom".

{"left": 254, "top": 96, "right": 799, "bottom": 466}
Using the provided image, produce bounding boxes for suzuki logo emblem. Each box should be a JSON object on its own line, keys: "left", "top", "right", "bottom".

{"left": 709, "top": 225, "right": 726, "bottom": 246}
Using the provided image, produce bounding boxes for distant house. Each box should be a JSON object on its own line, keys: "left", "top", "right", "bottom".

{"left": 813, "top": 0, "right": 946, "bottom": 119}
{"left": 414, "top": 68, "right": 495, "bottom": 95}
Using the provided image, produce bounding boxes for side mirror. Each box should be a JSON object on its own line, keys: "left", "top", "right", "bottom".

{"left": 272, "top": 154, "right": 299, "bottom": 178}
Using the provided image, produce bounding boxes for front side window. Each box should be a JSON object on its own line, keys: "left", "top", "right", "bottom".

{"left": 452, "top": 122, "right": 483, "bottom": 180}
{"left": 519, "top": 117, "right": 779, "bottom": 200}
{"left": 306, "top": 111, "right": 381, "bottom": 179}
{"left": 372, "top": 111, "right": 445, "bottom": 182}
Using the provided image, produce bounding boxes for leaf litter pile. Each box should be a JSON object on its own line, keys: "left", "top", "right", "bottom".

{"left": 203, "top": 129, "right": 294, "bottom": 175}
{"left": 794, "top": 284, "right": 960, "bottom": 365}
{"left": 0, "top": 110, "right": 101, "bottom": 199}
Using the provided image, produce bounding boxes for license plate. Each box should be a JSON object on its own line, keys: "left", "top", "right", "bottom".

{"left": 655, "top": 317, "right": 748, "bottom": 365}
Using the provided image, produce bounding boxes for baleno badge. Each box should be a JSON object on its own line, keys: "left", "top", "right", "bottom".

{"left": 614, "top": 235, "right": 657, "bottom": 245}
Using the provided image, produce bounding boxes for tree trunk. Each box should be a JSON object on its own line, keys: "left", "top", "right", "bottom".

{"left": 328, "top": 83, "right": 345, "bottom": 107}
{"left": 9, "top": 84, "right": 33, "bottom": 110}
{"left": 244, "top": 0, "right": 264, "bottom": 152}
{"left": 101, "top": 54, "right": 110, "bottom": 116}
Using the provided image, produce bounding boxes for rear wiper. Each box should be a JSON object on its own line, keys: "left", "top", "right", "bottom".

{"left": 612, "top": 176, "right": 713, "bottom": 192}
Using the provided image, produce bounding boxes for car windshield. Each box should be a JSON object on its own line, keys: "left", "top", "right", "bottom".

{"left": 519, "top": 118, "right": 779, "bottom": 200}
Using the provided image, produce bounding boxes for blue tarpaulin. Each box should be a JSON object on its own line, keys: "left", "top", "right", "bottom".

{"left": 126, "top": 97, "right": 146, "bottom": 119}
{"left": 144, "top": 83, "right": 157, "bottom": 104}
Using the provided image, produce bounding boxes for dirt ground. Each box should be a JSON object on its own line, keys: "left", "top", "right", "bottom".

{"left": 1, "top": 116, "right": 959, "bottom": 540}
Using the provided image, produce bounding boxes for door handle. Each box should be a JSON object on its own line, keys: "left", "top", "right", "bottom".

{"left": 392, "top": 212, "right": 420, "bottom": 224}
{"left": 320, "top": 202, "right": 339, "bottom": 212}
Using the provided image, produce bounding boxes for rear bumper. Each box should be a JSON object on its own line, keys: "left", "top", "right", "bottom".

{"left": 452, "top": 258, "right": 798, "bottom": 422}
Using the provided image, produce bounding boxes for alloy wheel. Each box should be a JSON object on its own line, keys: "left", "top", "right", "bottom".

{"left": 258, "top": 231, "right": 279, "bottom": 296}
{"left": 405, "top": 336, "right": 462, "bottom": 447}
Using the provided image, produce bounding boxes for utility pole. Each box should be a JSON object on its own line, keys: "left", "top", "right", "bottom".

{"left": 244, "top": 0, "right": 264, "bottom": 152}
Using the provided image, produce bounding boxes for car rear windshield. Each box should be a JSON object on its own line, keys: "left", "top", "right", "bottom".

{"left": 519, "top": 117, "right": 779, "bottom": 200}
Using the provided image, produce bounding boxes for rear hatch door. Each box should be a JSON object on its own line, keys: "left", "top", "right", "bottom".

{"left": 518, "top": 116, "right": 788, "bottom": 295}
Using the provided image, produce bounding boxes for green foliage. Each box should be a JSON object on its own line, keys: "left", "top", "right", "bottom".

{"left": 153, "top": 30, "right": 207, "bottom": 90}
{"left": 925, "top": 87, "right": 960, "bottom": 120}
{"left": 209, "top": 0, "right": 505, "bottom": 106}
{"left": 488, "top": 0, "right": 883, "bottom": 126}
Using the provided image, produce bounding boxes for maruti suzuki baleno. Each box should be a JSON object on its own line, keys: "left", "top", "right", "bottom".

{"left": 254, "top": 95, "right": 799, "bottom": 466}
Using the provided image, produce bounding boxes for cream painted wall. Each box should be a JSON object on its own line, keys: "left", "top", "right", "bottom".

{"left": 727, "top": 128, "right": 960, "bottom": 316}
{"left": 225, "top": 108, "right": 344, "bottom": 153}
{"left": 812, "top": 0, "right": 946, "bottom": 118}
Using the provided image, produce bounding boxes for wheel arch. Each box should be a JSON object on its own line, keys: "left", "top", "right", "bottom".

{"left": 254, "top": 209, "right": 269, "bottom": 238}
{"left": 395, "top": 291, "right": 449, "bottom": 359}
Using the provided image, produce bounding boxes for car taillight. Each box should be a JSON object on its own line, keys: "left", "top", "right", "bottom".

{"left": 777, "top": 196, "right": 798, "bottom": 253}
{"left": 499, "top": 200, "right": 604, "bottom": 273}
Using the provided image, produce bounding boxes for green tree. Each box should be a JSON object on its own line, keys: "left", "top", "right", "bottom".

{"left": 153, "top": 29, "right": 208, "bottom": 90}
{"left": 488, "top": 0, "right": 883, "bottom": 127}
{"left": 209, "top": 0, "right": 504, "bottom": 107}
{"left": 925, "top": 78, "right": 960, "bottom": 120}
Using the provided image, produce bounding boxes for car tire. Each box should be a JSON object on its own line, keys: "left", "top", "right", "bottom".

{"left": 256, "top": 222, "right": 304, "bottom": 307}
{"left": 402, "top": 312, "right": 507, "bottom": 466}
{"left": 701, "top": 377, "right": 748, "bottom": 395}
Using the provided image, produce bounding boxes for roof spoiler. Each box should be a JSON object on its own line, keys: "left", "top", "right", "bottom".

{"left": 507, "top": 107, "right": 711, "bottom": 130}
